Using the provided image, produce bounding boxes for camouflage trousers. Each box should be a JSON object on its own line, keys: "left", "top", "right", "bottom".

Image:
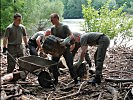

{"left": 7, "top": 44, "right": 24, "bottom": 73}
{"left": 49, "top": 47, "right": 77, "bottom": 79}
{"left": 94, "top": 35, "right": 110, "bottom": 77}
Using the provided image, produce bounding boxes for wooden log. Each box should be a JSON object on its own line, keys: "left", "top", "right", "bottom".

{"left": 105, "top": 78, "right": 133, "bottom": 83}
{"left": 107, "top": 86, "right": 118, "bottom": 100}
{"left": 1, "top": 71, "right": 27, "bottom": 84}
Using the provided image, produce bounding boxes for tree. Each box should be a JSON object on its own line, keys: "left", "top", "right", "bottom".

{"left": 0, "top": 0, "right": 24, "bottom": 37}
{"left": 126, "top": 1, "right": 133, "bottom": 14}
{"left": 91, "top": 0, "right": 106, "bottom": 10}
{"left": 0, "top": 0, "right": 64, "bottom": 37}
{"left": 82, "top": 0, "right": 133, "bottom": 39}
{"left": 62, "top": 0, "right": 87, "bottom": 19}
{"left": 116, "top": 0, "right": 132, "bottom": 8}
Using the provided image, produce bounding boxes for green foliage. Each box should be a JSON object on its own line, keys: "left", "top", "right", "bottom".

{"left": 62, "top": 0, "right": 133, "bottom": 19}
{"left": 115, "top": 0, "right": 133, "bottom": 14}
{"left": 1, "top": 0, "right": 64, "bottom": 36}
{"left": 91, "top": 0, "right": 113, "bottom": 10}
{"left": 0, "top": 0, "right": 26, "bottom": 36}
{"left": 126, "top": 1, "right": 133, "bottom": 14}
{"left": 82, "top": 0, "right": 133, "bottom": 39}
{"left": 22, "top": 0, "right": 64, "bottom": 35}
{"left": 62, "top": 0, "right": 87, "bottom": 18}
{"left": 1, "top": 0, "right": 13, "bottom": 36}
{"left": 116, "top": 0, "right": 132, "bottom": 8}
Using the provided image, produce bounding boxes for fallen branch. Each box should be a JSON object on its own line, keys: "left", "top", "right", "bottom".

{"left": 4, "top": 89, "right": 23, "bottom": 100}
{"left": 52, "top": 81, "right": 87, "bottom": 100}
{"left": 107, "top": 86, "right": 118, "bottom": 100}
{"left": 124, "top": 89, "right": 133, "bottom": 100}
{"left": 105, "top": 78, "right": 133, "bottom": 83}
{"left": 21, "top": 95, "right": 40, "bottom": 100}
{"left": 47, "top": 91, "right": 53, "bottom": 100}
{"left": 97, "top": 92, "right": 103, "bottom": 100}
{"left": 2, "top": 81, "right": 33, "bottom": 85}
{"left": 1, "top": 90, "right": 7, "bottom": 100}
{"left": 66, "top": 80, "right": 74, "bottom": 86}
{"left": 107, "top": 70, "right": 133, "bottom": 75}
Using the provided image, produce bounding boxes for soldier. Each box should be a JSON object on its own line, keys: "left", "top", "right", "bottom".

{"left": 70, "top": 32, "right": 92, "bottom": 68}
{"left": 50, "top": 13, "right": 79, "bottom": 85}
{"left": 3, "top": 13, "right": 28, "bottom": 73}
{"left": 28, "top": 29, "right": 51, "bottom": 56}
{"left": 74, "top": 32, "right": 110, "bottom": 84}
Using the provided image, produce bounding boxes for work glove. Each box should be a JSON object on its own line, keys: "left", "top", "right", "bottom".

{"left": 73, "top": 58, "right": 83, "bottom": 68}
{"left": 61, "top": 36, "right": 71, "bottom": 46}
{"left": 3, "top": 47, "right": 7, "bottom": 54}
{"left": 25, "top": 45, "right": 30, "bottom": 56}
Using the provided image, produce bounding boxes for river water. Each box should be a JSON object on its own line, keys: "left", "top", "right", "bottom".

{"left": 62, "top": 19, "right": 85, "bottom": 33}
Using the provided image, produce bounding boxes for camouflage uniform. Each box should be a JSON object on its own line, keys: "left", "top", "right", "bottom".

{"left": 50, "top": 23, "right": 77, "bottom": 81}
{"left": 80, "top": 32, "right": 110, "bottom": 77}
{"left": 28, "top": 31, "right": 45, "bottom": 56}
{"left": 71, "top": 32, "right": 92, "bottom": 67}
{"left": 4, "top": 23, "right": 27, "bottom": 73}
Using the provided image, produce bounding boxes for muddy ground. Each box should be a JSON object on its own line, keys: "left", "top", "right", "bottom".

{"left": 0, "top": 46, "right": 133, "bottom": 100}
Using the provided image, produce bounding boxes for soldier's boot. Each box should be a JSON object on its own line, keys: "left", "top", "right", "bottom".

{"left": 49, "top": 64, "right": 60, "bottom": 86}
{"left": 53, "top": 76, "right": 58, "bottom": 86}
{"left": 87, "top": 75, "right": 102, "bottom": 85}
{"left": 74, "top": 77, "right": 81, "bottom": 85}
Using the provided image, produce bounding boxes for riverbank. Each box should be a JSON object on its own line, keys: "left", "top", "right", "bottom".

{"left": 63, "top": 19, "right": 85, "bottom": 33}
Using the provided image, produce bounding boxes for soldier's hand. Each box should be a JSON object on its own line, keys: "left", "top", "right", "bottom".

{"left": 61, "top": 40, "right": 70, "bottom": 46}
{"left": 60, "top": 41, "right": 66, "bottom": 46}
{"left": 3, "top": 47, "right": 7, "bottom": 54}
{"left": 60, "top": 37, "right": 71, "bottom": 46}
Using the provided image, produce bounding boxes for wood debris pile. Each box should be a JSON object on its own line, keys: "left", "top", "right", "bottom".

{"left": 0, "top": 46, "right": 133, "bottom": 100}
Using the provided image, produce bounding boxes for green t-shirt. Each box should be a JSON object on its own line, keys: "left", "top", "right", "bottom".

{"left": 51, "top": 23, "right": 71, "bottom": 39}
{"left": 80, "top": 32, "right": 103, "bottom": 46}
{"left": 30, "top": 31, "right": 44, "bottom": 41}
{"left": 4, "top": 23, "right": 27, "bottom": 45}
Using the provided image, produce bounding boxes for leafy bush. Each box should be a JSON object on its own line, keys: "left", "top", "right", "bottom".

{"left": 82, "top": 0, "right": 133, "bottom": 39}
